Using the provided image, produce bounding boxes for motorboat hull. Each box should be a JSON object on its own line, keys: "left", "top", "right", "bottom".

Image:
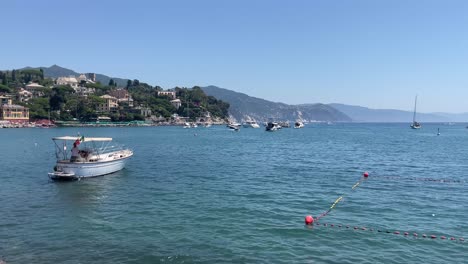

{"left": 49, "top": 153, "right": 132, "bottom": 180}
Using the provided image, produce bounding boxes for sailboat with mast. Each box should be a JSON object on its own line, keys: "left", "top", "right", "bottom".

{"left": 410, "top": 95, "right": 421, "bottom": 129}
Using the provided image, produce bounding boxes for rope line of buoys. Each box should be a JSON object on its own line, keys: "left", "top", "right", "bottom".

{"left": 310, "top": 222, "right": 466, "bottom": 243}
{"left": 371, "top": 174, "right": 465, "bottom": 184}
{"left": 305, "top": 172, "right": 369, "bottom": 225}
{"left": 304, "top": 171, "right": 466, "bottom": 245}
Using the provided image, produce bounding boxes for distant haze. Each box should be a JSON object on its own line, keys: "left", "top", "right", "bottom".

{"left": 329, "top": 104, "right": 468, "bottom": 123}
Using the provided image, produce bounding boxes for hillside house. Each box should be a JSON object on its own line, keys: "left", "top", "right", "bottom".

{"left": 56, "top": 76, "right": 79, "bottom": 88}
{"left": 97, "top": 95, "right": 118, "bottom": 112}
{"left": 157, "top": 90, "right": 176, "bottom": 99}
{"left": 17, "top": 88, "right": 33, "bottom": 102}
{"left": 0, "top": 104, "right": 29, "bottom": 123}
{"left": 109, "top": 89, "right": 134, "bottom": 107}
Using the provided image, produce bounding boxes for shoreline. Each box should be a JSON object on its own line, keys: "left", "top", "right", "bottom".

{"left": 0, "top": 120, "right": 228, "bottom": 128}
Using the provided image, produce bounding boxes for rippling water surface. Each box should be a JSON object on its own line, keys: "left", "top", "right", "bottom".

{"left": 0, "top": 123, "right": 467, "bottom": 263}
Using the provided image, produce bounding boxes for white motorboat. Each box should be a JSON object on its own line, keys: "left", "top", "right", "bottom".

{"left": 242, "top": 120, "right": 260, "bottom": 128}
{"left": 227, "top": 122, "right": 241, "bottom": 131}
{"left": 294, "top": 121, "right": 304, "bottom": 129}
{"left": 48, "top": 136, "right": 133, "bottom": 180}
{"left": 183, "top": 122, "right": 191, "bottom": 128}
{"left": 265, "top": 122, "right": 281, "bottom": 131}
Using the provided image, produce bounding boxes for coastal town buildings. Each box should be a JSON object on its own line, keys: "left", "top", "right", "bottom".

{"left": 0, "top": 66, "right": 225, "bottom": 126}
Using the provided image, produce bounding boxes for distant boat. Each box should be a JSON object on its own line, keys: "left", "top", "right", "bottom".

{"left": 437, "top": 128, "right": 440, "bottom": 136}
{"left": 242, "top": 120, "right": 260, "bottom": 128}
{"left": 265, "top": 122, "right": 281, "bottom": 131}
{"left": 294, "top": 121, "right": 304, "bottom": 129}
{"left": 410, "top": 95, "right": 421, "bottom": 129}
{"left": 227, "top": 123, "right": 240, "bottom": 131}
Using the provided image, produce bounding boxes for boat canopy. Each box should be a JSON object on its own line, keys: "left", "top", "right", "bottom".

{"left": 52, "top": 136, "right": 113, "bottom": 142}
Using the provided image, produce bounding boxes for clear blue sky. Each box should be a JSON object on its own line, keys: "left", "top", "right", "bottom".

{"left": 2, "top": 0, "right": 468, "bottom": 113}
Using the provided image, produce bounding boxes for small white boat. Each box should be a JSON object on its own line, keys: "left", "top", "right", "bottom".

{"left": 183, "top": 122, "right": 191, "bottom": 128}
{"left": 48, "top": 136, "right": 133, "bottom": 180}
{"left": 242, "top": 120, "right": 260, "bottom": 128}
{"left": 294, "top": 121, "right": 304, "bottom": 129}
{"left": 265, "top": 122, "right": 281, "bottom": 131}
{"left": 227, "top": 123, "right": 241, "bottom": 131}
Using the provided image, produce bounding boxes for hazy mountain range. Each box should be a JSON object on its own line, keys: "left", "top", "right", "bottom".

{"left": 6, "top": 65, "right": 468, "bottom": 122}
{"left": 329, "top": 104, "right": 468, "bottom": 122}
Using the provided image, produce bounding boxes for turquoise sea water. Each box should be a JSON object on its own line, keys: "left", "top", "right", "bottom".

{"left": 0, "top": 123, "right": 467, "bottom": 263}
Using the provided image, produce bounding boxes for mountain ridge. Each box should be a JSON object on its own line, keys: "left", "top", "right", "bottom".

{"left": 18, "top": 65, "right": 130, "bottom": 87}
{"left": 201, "top": 85, "right": 351, "bottom": 122}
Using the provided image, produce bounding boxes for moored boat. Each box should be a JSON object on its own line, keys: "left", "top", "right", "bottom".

{"left": 294, "top": 121, "right": 304, "bottom": 128}
{"left": 265, "top": 122, "right": 281, "bottom": 131}
{"left": 242, "top": 120, "right": 260, "bottom": 128}
{"left": 227, "top": 122, "right": 241, "bottom": 131}
{"left": 410, "top": 95, "right": 421, "bottom": 129}
{"left": 48, "top": 136, "right": 133, "bottom": 180}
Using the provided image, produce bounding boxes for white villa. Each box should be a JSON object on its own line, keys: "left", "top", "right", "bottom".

{"left": 17, "top": 88, "right": 33, "bottom": 102}
{"left": 56, "top": 76, "right": 79, "bottom": 88}
{"left": 157, "top": 90, "right": 176, "bottom": 99}
{"left": 25, "top": 82, "right": 45, "bottom": 91}
{"left": 170, "top": 99, "right": 182, "bottom": 109}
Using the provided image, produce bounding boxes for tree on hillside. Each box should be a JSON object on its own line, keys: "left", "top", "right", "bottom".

{"left": 109, "top": 79, "right": 115, "bottom": 86}
{"left": 0, "top": 84, "right": 11, "bottom": 93}
{"left": 126, "top": 80, "right": 132, "bottom": 89}
{"left": 26, "top": 97, "right": 49, "bottom": 120}
{"left": 49, "top": 85, "right": 74, "bottom": 111}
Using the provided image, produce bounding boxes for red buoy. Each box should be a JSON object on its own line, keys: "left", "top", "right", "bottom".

{"left": 305, "top": 215, "right": 314, "bottom": 225}
{"left": 363, "top": 171, "right": 369, "bottom": 177}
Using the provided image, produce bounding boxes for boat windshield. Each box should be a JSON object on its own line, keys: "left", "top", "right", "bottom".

{"left": 52, "top": 136, "right": 122, "bottom": 161}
